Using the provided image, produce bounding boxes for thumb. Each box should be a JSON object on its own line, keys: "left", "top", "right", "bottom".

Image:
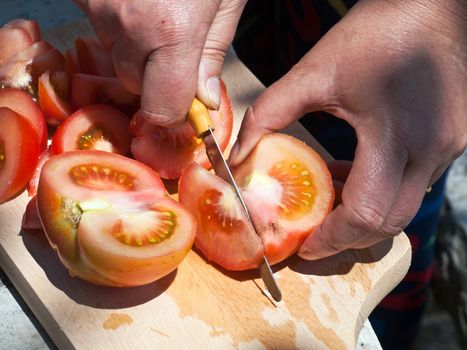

{"left": 228, "top": 54, "right": 333, "bottom": 166}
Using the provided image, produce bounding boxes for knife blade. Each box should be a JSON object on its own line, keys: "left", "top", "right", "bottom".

{"left": 187, "top": 98, "right": 282, "bottom": 302}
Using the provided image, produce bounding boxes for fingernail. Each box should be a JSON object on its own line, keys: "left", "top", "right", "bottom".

{"left": 228, "top": 142, "right": 240, "bottom": 166}
{"left": 205, "top": 76, "right": 221, "bottom": 110}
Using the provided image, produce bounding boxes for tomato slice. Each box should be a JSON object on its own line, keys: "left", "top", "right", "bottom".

{"left": 0, "top": 88, "right": 47, "bottom": 150}
{"left": 65, "top": 47, "right": 81, "bottom": 80}
{"left": 6, "top": 41, "right": 52, "bottom": 63}
{"left": 37, "top": 150, "right": 195, "bottom": 286}
{"left": 28, "top": 147, "right": 51, "bottom": 197}
{"left": 233, "top": 133, "right": 334, "bottom": 264}
{"left": 179, "top": 162, "right": 263, "bottom": 270}
{"left": 4, "top": 19, "right": 41, "bottom": 43}
{"left": 131, "top": 81, "right": 233, "bottom": 179}
{"left": 0, "top": 27, "right": 33, "bottom": 65}
{"left": 51, "top": 104, "right": 131, "bottom": 156}
{"left": 0, "top": 107, "right": 40, "bottom": 203}
{"left": 38, "top": 71, "right": 72, "bottom": 126}
{"left": 71, "top": 73, "right": 139, "bottom": 116}
{"left": 22, "top": 196, "right": 42, "bottom": 230}
{"left": 75, "top": 37, "right": 115, "bottom": 77}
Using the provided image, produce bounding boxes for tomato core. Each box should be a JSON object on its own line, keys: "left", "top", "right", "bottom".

{"left": 269, "top": 160, "right": 317, "bottom": 220}
{"left": 69, "top": 163, "right": 135, "bottom": 191}
{"left": 111, "top": 208, "right": 176, "bottom": 246}
{"left": 78, "top": 124, "right": 116, "bottom": 151}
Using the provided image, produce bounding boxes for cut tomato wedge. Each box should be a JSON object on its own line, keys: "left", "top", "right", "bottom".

{"left": 179, "top": 162, "right": 263, "bottom": 270}
{"left": 0, "top": 107, "right": 40, "bottom": 203}
{"left": 71, "top": 74, "right": 139, "bottom": 116}
{"left": 75, "top": 37, "right": 115, "bottom": 77}
{"left": 4, "top": 19, "right": 41, "bottom": 43}
{"left": 131, "top": 81, "right": 233, "bottom": 179}
{"left": 38, "top": 71, "right": 72, "bottom": 126}
{"left": 37, "top": 150, "right": 195, "bottom": 286}
{"left": 28, "top": 147, "right": 51, "bottom": 197}
{"left": 6, "top": 41, "right": 52, "bottom": 63}
{"left": 0, "top": 27, "right": 33, "bottom": 65}
{"left": 0, "top": 88, "right": 47, "bottom": 150}
{"left": 22, "top": 196, "right": 42, "bottom": 230}
{"left": 51, "top": 104, "right": 131, "bottom": 156}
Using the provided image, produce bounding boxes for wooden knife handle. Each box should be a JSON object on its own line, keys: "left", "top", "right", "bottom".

{"left": 187, "top": 98, "right": 214, "bottom": 138}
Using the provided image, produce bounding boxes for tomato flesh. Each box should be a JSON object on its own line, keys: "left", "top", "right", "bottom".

{"left": 75, "top": 37, "right": 115, "bottom": 77}
{"left": 131, "top": 81, "right": 233, "bottom": 179}
{"left": 4, "top": 19, "right": 41, "bottom": 43}
{"left": 51, "top": 104, "right": 131, "bottom": 156}
{"left": 179, "top": 162, "right": 263, "bottom": 271}
{"left": 37, "top": 150, "right": 195, "bottom": 286}
{"left": 38, "top": 71, "right": 72, "bottom": 126}
{"left": 0, "top": 27, "right": 33, "bottom": 65}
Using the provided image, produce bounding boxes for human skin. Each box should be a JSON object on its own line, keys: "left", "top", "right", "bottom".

{"left": 73, "top": 0, "right": 246, "bottom": 126}
{"left": 76, "top": 0, "right": 467, "bottom": 260}
{"left": 228, "top": 0, "right": 467, "bottom": 259}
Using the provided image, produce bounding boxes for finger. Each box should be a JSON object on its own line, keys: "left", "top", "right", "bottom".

{"left": 229, "top": 54, "right": 333, "bottom": 166}
{"left": 298, "top": 136, "right": 408, "bottom": 260}
{"left": 197, "top": 0, "right": 246, "bottom": 110}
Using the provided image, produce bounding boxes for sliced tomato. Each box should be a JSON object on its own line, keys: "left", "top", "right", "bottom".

{"left": 75, "top": 37, "right": 115, "bottom": 77}
{"left": 4, "top": 19, "right": 41, "bottom": 43}
{"left": 22, "top": 196, "right": 42, "bottom": 230}
{"left": 64, "top": 47, "right": 81, "bottom": 80}
{"left": 71, "top": 73, "right": 139, "bottom": 116}
{"left": 131, "top": 81, "right": 233, "bottom": 179}
{"left": 179, "top": 162, "right": 263, "bottom": 270}
{"left": 51, "top": 104, "right": 131, "bottom": 156}
{"left": 0, "top": 27, "right": 33, "bottom": 65}
{"left": 233, "top": 133, "right": 334, "bottom": 264}
{"left": 28, "top": 147, "right": 51, "bottom": 197}
{"left": 38, "top": 71, "right": 72, "bottom": 126}
{"left": 37, "top": 150, "right": 195, "bottom": 286}
{"left": 0, "top": 107, "right": 40, "bottom": 203}
{"left": 0, "top": 88, "right": 47, "bottom": 150}
{"left": 6, "top": 41, "right": 52, "bottom": 63}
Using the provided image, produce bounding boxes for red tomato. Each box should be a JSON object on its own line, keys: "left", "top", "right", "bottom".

{"left": 51, "top": 104, "right": 131, "bottom": 156}
{"left": 71, "top": 73, "right": 139, "bottom": 116}
{"left": 22, "top": 196, "right": 41, "bottom": 230}
{"left": 179, "top": 162, "right": 263, "bottom": 270}
{"left": 131, "top": 81, "right": 233, "bottom": 179}
{"left": 0, "top": 107, "right": 40, "bottom": 203}
{"left": 75, "top": 37, "right": 115, "bottom": 77}
{"left": 4, "top": 19, "right": 41, "bottom": 43}
{"left": 6, "top": 41, "right": 52, "bottom": 63}
{"left": 64, "top": 47, "right": 81, "bottom": 80}
{"left": 37, "top": 150, "right": 196, "bottom": 286}
{"left": 179, "top": 133, "right": 334, "bottom": 269}
{"left": 0, "top": 27, "right": 33, "bottom": 65}
{"left": 28, "top": 147, "right": 51, "bottom": 197}
{"left": 38, "top": 71, "right": 72, "bottom": 126}
{"left": 0, "top": 88, "right": 47, "bottom": 150}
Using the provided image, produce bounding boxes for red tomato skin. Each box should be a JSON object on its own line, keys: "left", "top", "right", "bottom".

{"left": 75, "top": 37, "right": 115, "bottom": 77}
{"left": 65, "top": 47, "right": 81, "bottom": 80}
{"left": 0, "top": 88, "right": 47, "bottom": 151}
{"left": 4, "top": 19, "right": 41, "bottom": 43}
{"left": 131, "top": 80, "right": 233, "bottom": 179}
{"left": 51, "top": 104, "right": 131, "bottom": 156}
{"left": 38, "top": 71, "right": 72, "bottom": 126}
{"left": 22, "top": 196, "right": 42, "bottom": 230}
{"left": 0, "top": 108, "right": 40, "bottom": 203}
{"left": 0, "top": 27, "right": 33, "bottom": 65}
{"left": 27, "top": 147, "right": 51, "bottom": 197}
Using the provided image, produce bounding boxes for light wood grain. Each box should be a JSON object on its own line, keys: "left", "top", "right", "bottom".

{"left": 0, "top": 20, "right": 411, "bottom": 350}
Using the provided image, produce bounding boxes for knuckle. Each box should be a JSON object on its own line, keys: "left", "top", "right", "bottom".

{"left": 347, "top": 204, "right": 386, "bottom": 235}
{"left": 320, "top": 234, "right": 343, "bottom": 254}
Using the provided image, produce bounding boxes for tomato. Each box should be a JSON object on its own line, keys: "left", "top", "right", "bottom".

{"left": 0, "top": 107, "right": 40, "bottom": 203}
{"left": 4, "top": 19, "right": 41, "bottom": 43}
{"left": 233, "top": 133, "right": 335, "bottom": 264}
{"left": 0, "top": 88, "right": 47, "bottom": 150}
{"left": 0, "top": 27, "right": 33, "bottom": 65}
{"left": 38, "top": 71, "right": 72, "bottom": 126}
{"left": 37, "top": 150, "right": 196, "bottom": 286}
{"left": 22, "top": 196, "right": 41, "bottom": 230}
{"left": 178, "top": 133, "right": 334, "bottom": 269}
{"left": 28, "top": 147, "right": 51, "bottom": 197}
{"left": 6, "top": 41, "right": 52, "bottom": 63}
{"left": 51, "top": 105, "right": 131, "bottom": 156}
{"left": 71, "top": 74, "right": 139, "bottom": 116}
{"left": 179, "top": 162, "right": 263, "bottom": 270}
{"left": 65, "top": 47, "right": 81, "bottom": 80}
{"left": 131, "top": 81, "right": 233, "bottom": 179}
{"left": 75, "top": 37, "right": 115, "bottom": 77}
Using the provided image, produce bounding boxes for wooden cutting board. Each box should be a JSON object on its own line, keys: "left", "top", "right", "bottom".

{"left": 0, "top": 20, "right": 411, "bottom": 349}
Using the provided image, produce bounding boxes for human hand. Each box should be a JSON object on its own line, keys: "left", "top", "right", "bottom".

{"left": 229, "top": 0, "right": 467, "bottom": 259}
{"left": 74, "top": 0, "right": 246, "bottom": 126}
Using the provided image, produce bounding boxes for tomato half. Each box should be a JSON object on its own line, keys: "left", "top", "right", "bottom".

{"left": 51, "top": 104, "right": 131, "bottom": 156}
{"left": 38, "top": 71, "right": 72, "bottom": 126}
{"left": 0, "top": 107, "right": 40, "bottom": 203}
{"left": 75, "top": 37, "right": 115, "bottom": 77}
{"left": 0, "top": 27, "right": 33, "bottom": 65}
{"left": 131, "top": 81, "right": 233, "bottom": 179}
{"left": 71, "top": 74, "right": 139, "bottom": 116}
{"left": 4, "top": 19, "right": 41, "bottom": 43}
{"left": 179, "top": 162, "right": 263, "bottom": 270}
{"left": 233, "top": 133, "right": 335, "bottom": 264}
{"left": 37, "top": 150, "right": 196, "bottom": 286}
{"left": 0, "top": 88, "right": 47, "bottom": 150}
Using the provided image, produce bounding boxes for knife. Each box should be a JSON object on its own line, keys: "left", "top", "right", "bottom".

{"left": 187, "top": 98, "right": 282, "bottom": 302}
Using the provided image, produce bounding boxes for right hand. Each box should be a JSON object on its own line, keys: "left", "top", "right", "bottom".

{"left": 74, "top": 0, "right": 246, "bottom": 126}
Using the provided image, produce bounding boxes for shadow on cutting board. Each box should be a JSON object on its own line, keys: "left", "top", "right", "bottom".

{"left": 20, "top": 229, "right": 176, "bottom": 309}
